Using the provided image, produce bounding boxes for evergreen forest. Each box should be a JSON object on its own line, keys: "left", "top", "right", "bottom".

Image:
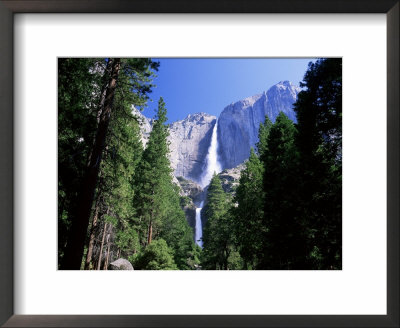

{"left": 58, "top": 58, "right": 341, "bottom": 270}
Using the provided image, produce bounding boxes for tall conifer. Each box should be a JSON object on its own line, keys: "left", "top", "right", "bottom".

{"left": 259, "top": 112, "right": 302, "bottom": 269}
{"left": 232, "top": 148, "right": 265, "bottom": 269}
{"left": 201, "top": 174, "right": 238, "bottom": 269}
{"left": 294, "top": 58, "right": 342, "bottom": 269}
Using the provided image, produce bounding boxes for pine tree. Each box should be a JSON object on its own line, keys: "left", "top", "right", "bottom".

{"left": 259, "top": 112, "right": 303, "bottom": 269}
{"left": 256, "top": 115, "right": 273, "bottom": 163}
{"left": 92, "top": 59, "right": 159, "bottom": 268}
{"left": 134, "top": 97, "right": 172, "bottom": 246}
{"left": 133, "top": 97, "right": 197, "bottom": 269}
{"left": 201, "top": 174, "right": 239, "bottom": 269}
{"left": 232, "top": 148, "right": 265, "bottom": 269}
{"left": 58, "top": 58, "right": 104, "bottom": 264}
{"left": 59, "top": 58, "right": 159, "bottom": 269}
{"left": 101, "top": 116, "right": 144, "bottom": 262}
{"left": 294, "top": 58, "right": 342, "bottom": 269}
{"left": 135, "top": 239, "right": 178, "bottom": 270}
{"left": 158, "top": 183, "right": 198, "bottom": 269}
{"left": 61, "top": 58, "right": 122, "bottom": 269}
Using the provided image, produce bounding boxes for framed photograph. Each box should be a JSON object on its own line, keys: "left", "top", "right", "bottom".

{"left": 1, "top": 1, "right": 398, "bottom": 327}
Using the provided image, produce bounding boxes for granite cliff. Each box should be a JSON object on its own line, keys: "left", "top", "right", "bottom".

{"left": 134, "top": 80, "right": 300, "bottom": 182}
{"left": 218, "top": 81, "right": 300, "bottom": 169}
{"left": 168, "top": 113, "right": 216, "bottom": 183}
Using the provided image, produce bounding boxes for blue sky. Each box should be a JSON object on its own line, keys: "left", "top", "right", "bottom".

{"left": 142, "top": 58, "right": 315, "bottom": 123}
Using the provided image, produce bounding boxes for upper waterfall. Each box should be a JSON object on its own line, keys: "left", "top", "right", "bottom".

{"left": 199, "top": 119, "right": 222, "bottom": 188}
{"left": 136, "top": 81, "right": 299, "bottom": 181}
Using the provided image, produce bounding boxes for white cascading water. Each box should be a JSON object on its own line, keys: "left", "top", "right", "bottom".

{"left": 195, "top": 119, "right": 223, "bottom": 247}
{"left": 200, "top": 119, "right": 223, "bottom": 188}
{"left": 195, "top": 201, "right": 204, "bottom": 247}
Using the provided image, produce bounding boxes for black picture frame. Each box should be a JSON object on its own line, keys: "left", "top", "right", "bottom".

{"left": 0, "top": 1, "right": 398, "bottom": 327}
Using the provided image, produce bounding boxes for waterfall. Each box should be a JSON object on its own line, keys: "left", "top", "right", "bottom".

{"left": 200, "top": 119, "right": 222, "bottom": 188}
{"left": 195, "top": 119, "right": 223, "bottom": 248}
{"left": 195, "top": 201, "right": 204, "bottom": 247}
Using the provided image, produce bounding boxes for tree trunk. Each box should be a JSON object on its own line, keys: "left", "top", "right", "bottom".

{"left": 224, "top": 246, "right": 230, "bottom": 270}
{"left": 61, "top": 58, "right": 121, "bottom": 270}
{"left": 96, "top": 61, "right": 112, "bottom": 123}
{"left": 103, "top": 235, "right": 111, "bottom": 270}
{"left": 84, "top": 198, "right": 100, "bottom": 270}
{"left": 87, "top": 60, "right": 112, "bottom": 166}
{"left": 147, "top": 220, "right": 153, "bottom": 245}
{"left": 97, "top": 221, "right": 108, "bottom": 270}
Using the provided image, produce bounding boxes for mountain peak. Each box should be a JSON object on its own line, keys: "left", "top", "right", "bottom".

{"left": 175, "top": 112, "right": 216, "bottom": 125}
{"left": 186, "top": 112, "right": 214, "bottom": 119}
{"left": 277, "top": 80, "right": 292, "bottom": 86}
{"left": 270, "top": 80, "right": 301, "bottom": 93}
{"left": 226, "top": 93, "right": 263, "bottom": 112}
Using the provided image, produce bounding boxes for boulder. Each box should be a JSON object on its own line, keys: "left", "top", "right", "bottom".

{"left": 108, "top": 258, "right": 134, "bottom": 270}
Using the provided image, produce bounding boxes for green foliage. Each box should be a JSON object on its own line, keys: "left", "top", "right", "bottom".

{"left": 227, "top": 59, "right": 342, "bottom": 270}
{"left": 256, "top": 59, "right": 341, "bottom": 269}
{"left": 100, "top": 103, "right": 144, "bottom": 258}
{"left": 226, "top": 249, "right": 244, "bottom": 270}
{"left": 180, "top": 195, "right": 191, "bottom": 207}
{"left": 58, "top": 58, "right": 104, "bottom": 261}
{"left": 201, "top": 174, "right": 241, "bottom": 269}
{"left": 133, "top": 97, "right": 197, "bottom": 269}
{"left": 294, "top": 58, "right": 342, "bottom": 269}
{"left": 134, "top": 239, "right": 178, "bottom": 270}
{"left": 158, "top": 184, "right": 198, "bottom": 270}
{"left": 256, "top": 115, "right": 273, "bottom": 162}
{"left": 232, "top": 148, "right": 265, "bottom": 269}
{"left": 186, "top": 244, "right": 202, "bottom": 269}
{"left": 134, "top": 97, "right": 172, "bottom": 240}
{"left": 259, "top": 112, "right": 303, "bottom": 269}
{"left": 86, "top": 58, "right": 158, "bottom": 262}
{"left": 58, "top": 58, "right": 161, "bottom": 267}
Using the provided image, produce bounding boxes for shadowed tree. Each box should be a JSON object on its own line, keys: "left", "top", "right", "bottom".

{"left": 61, "top": 58, "right": 122, "bottom": 270}
{"left": 259, "top": 112, "right": 302, "bottom": 269}
{"left": 60, "top": 58, "right": 159, "bottom": 269}
{"left": 294, "top": 58, "right": 342, "bottom": 269}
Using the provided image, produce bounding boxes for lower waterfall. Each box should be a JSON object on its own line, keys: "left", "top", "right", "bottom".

{"left": 195, "top": 201, "right": 204, "bottom": 247}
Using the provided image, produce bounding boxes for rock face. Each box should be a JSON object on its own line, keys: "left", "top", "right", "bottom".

{"left": 132, "top": 106, "right": 153, "bottom": 147}
{"left": 168, "top": 113, "right": 216, "bottom": 183}
{"left": 133, "top": 109, "right": 216, "bottom": 184}
{"left": 218, "top": 163, "right": 245, "bottom": 194}
{"left": 218, "top": 81, "right": 300, "bottom": 169}
{"left": 108, "top": 258, "right": 134, "bottom": 270}
{"left": 134, "top": 81, "right": 299, "bottom": 182}
{"left": 176, "top": 176, "right": 204, "bottom": 205}
{"left": 175, "top": 176, "right": 204, "bottom": 231}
